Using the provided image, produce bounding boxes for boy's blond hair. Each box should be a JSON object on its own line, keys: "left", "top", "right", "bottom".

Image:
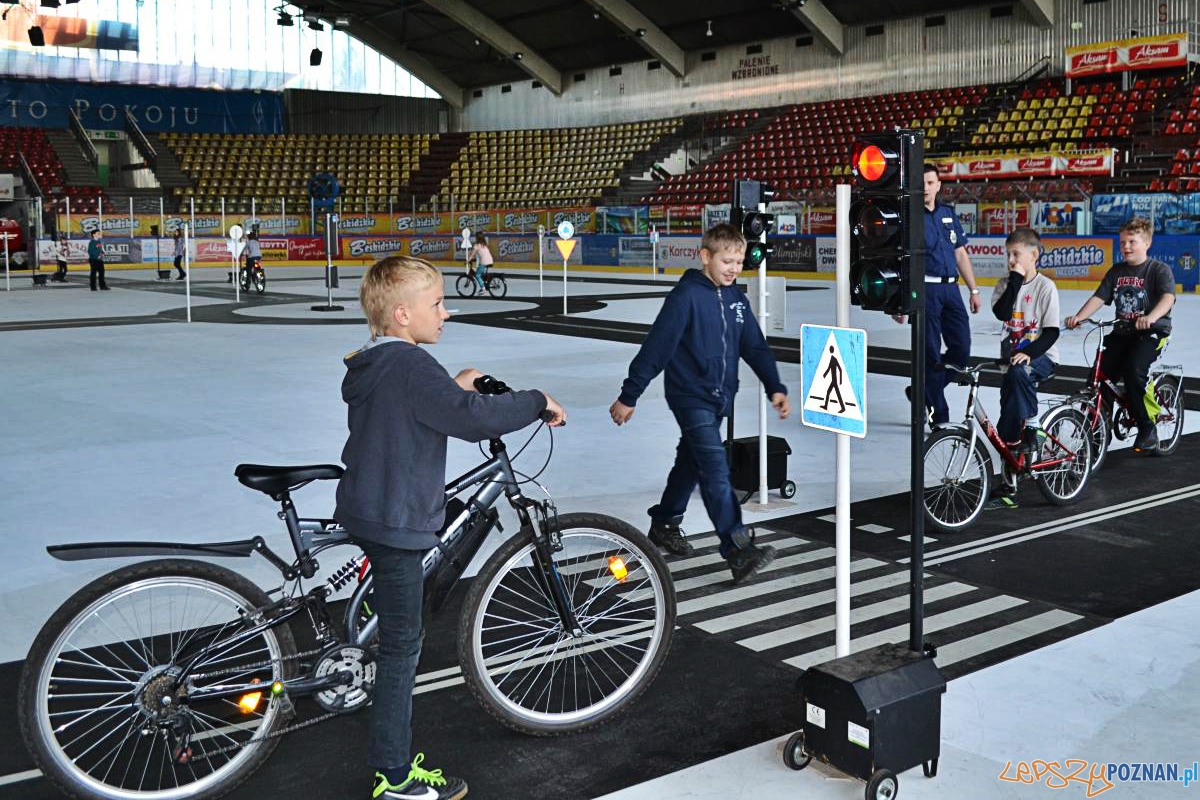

{"left": 1005, "top": 227, "right": 1041, "bottom": 250}
{"left": 1119, "top": 217, "right": 1153, "bottom": 238}
{"left": 360, "top": 256, "right": 440, "bottom": 337}
{"left": 701, "top": 223, "right": 746, "bottom": 254}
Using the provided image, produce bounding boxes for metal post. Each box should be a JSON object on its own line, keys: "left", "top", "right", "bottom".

{"left": 251, "top": 197, "right": 256, "bottom": 232}
{"left": 388, "top": 196, "right": 394, "bottom": 232}
{"left": 651, "top": 226, "right": 657, "bottom": 280}
{"left": 3, "top": 232, "right": 9, "bottom": 292}
{"left": 233, "top": 222, "right": 240, "bottom": 304}
{"left": 158, "top": 196, "right": 164, "bottom": 267}
{"left": 183, "top": 222, "right": 192, "bottom": 323}
{"left": 189, "top": 197, "right": 195, "bottom": 243}
{"left": 310, "top": 197, "right": 316, "bottom": 235}
{"left": 537, "top": 226, "right": 545, "bottom": 298}
{"left": 280, "top": 197, "right": 285, "bottom": 236}
{"left": 311, "top": 212, "right": 344, "bottom": 312}
{"left": 756, "top": 199, "right": 769, "bottom": 506}
{"left": 65, "top": 197, "right": 71, "bottom": 241}
{"left": 128, "top": 197, "right": 134, "bottom": 241}
{"left": 220, "top": 197, "right": 226, "bottom": 242}
{"left": 834, "top": 184, "right": 851, "bottom": 658}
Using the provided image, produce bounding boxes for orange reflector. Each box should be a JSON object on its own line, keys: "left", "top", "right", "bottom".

{"left": 856, "top": 145, "right": 888, "bottom": 182}
{"left": 608, "top": 555, "right": 628, "bottom": 582}
{"left": 238, "top": 691, "right": 262, "bottom": 714}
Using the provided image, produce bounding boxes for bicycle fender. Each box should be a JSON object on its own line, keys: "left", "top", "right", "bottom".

{"left": 47, "top": 538, "right": 261, "bottom": 562}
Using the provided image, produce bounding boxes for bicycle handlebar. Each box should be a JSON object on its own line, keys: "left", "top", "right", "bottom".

{"left": 474, "top": 374, "right": 562, "bottom": 425}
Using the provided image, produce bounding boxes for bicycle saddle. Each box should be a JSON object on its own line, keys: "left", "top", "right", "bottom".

{"left": 234, "top": 463, "right": 344, "bottom": 496}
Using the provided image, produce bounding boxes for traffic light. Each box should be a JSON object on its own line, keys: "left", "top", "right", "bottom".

{"left": 848, "top": 131, "right": 924, "bottom": 313}
{"left": 730, "top": 179, "right": 775, "bottom": 271}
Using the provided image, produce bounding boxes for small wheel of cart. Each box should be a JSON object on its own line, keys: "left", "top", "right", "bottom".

{"left": 781, "top": 730, "right": 811, "bottom": 771}
{"left": 922, "top": 759, "right": 938, "bottom": 777}
{"left": 780, "top": 480, "right": 797, "bottom": 499}
{"left": 865, "top": 768, "right": 898, "bottom": 800}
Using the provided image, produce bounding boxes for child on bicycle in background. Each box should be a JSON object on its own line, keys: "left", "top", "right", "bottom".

{"left": 336, "top": 255, "right": 565, "bottom": 800}
{"left": 468, "top": 233, "right": 493, "bottom": 291}
{"left": 988, "top": 227, "right": 1061, "bottom": 509}
{"left": 609, "top": 223, "right": 790, "bottom": 585}
{"left": 1065, "top": 217, "right": 1176, "bottom": 452}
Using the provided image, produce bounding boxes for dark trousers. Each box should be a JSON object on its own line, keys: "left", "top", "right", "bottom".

{"left": 352, "top": 537, "right": 425, "bottom": 775}
{"left": 89, "top": 258, "right": 106, "bottom": 289}
{"left": 1101, "top": 332, "right": 1166, "bottom": 429}
{"left": 174, "top": 255, "right": 185, "bottom": 277}
{"left": 649, "top": 404, "right": 747, "bottom": 560}
{"left": 923, "top": 283, "right": 971, "bottom": 424}
{"left": 997, "top": 355, "right": 1055, "bottom": 443}
{"left": 54, "top": 259, "right": 67, "bottom": 280}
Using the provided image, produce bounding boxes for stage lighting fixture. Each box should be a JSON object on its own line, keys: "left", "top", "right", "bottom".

{"left": 309, "top": 47, "right": 322, "bottom": 66}
{"left": 276, "top": 10, "right": 293, "bottom": 26}
{"left": 705, "top": 20, "right": 713, "bottom": 37}
{"left": 513, "top": 51, "right": 523, "bottom": 60}
{"left": 636, "top": 27, "right": 646, "bottom": 37}
{"left": 28, "top": 25, "right": 44, "bottom": 46}
{"left": 305, "top": 17, "right": 324, "bottom": 31}
{"left": 41, "top": 1, "right": 60, "bottom": 8}
{"left": 334, "top": 14, "right": 349, "bottom": 28}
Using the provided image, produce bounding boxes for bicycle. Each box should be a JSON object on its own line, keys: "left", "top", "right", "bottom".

{"left": 239, "top": 257, "right": 266, "bottom": 294}
{"left": 1053, "top": 319, "right": 1184, "bottom": 472}
{"left": 18, "top": 376, "right": 675, "bottom": 800}
{"left": 923, "top": 362, "right": 1092, "bottom": 533}
{"left": 454, "top": 263, "right": 508, "bottom": 299}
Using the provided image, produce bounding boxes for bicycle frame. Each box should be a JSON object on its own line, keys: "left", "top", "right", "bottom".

{"left": 1074, "top": 322, "right": 1182, "bottom": 435}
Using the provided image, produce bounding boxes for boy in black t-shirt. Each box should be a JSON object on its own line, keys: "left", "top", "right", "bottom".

{"left": 1066, "top": 217, "right": 1176, "bottom": 452}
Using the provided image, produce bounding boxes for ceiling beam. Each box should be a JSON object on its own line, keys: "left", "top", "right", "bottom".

{"left": 345, "top": 20, "right": 466, "bottom": 108}
{"left": 421, "top": 0, "right": 564, "bottom": 94}
{"left": 1018, "top": 0, "right": 1054, "bottom": 28}
{"left": 586, "top": 0, "right": 686, "bottom": 77}
{"left": 789, "top": 0, "right": 843, "bottom": 56}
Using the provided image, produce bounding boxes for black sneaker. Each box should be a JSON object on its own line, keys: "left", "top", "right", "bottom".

{"left": 372, "top": 754, "right": 467, "bottom": 800}
{"left": 729, "top": 544, "right": 777, "bottom": 585}
{"left": 1133, "top": 426, "right": 1158, "bottom": 453}
{"left": 648, "top": 521, "right": 693, "bottom": 557}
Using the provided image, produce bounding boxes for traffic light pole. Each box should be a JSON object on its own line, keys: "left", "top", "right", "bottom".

{"left": 834, "top": 184, "right": 851, "bottom": 659}
{"left": 909, "top": 307, "right": 925, "bottom": 653}
{"left": 756, "top": 200, "right": 769, "bottom": 505}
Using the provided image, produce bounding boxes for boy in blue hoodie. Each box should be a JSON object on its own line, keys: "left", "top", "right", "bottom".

{"left": 609, "top": 223, "right": 790, "bottom": 584}
{"left": 336, "top": 255, "right": 565, "bottom": 800}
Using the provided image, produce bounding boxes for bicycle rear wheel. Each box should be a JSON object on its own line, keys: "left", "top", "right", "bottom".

{"left": 454, "top": 274, "right": 475, "bottom": 297}
{"left": 239, "top": 268, "right": 250, "bottom": 292}
{"left": 252, "top": 268, "right": 266, "bottom": 294}
{"left": 1033, "top": 407, "right": 1091, "bottom": 505}
{"left": 1153, "top": 375, "right": 1184, "bottom": 456}
{"left": 486, "top": 275, "right": 508, "bottom": 299}
{"left": 19, "top": 559, "right": 296, "bottom": 800}
{"left": 459, "top": 513, "right": 675, "bottom": 735}
{"left": 923, "top": 429, "right": 990, "bottom": 533}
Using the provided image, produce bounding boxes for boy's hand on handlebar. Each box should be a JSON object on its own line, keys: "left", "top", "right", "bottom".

{"left": 541, "top": 393, "right": 567, "bottom": 427}
{"left": 1135, "top": 315, "right": 1154, "bottom": 331}
{"left": 609, "top": 400, "right": 635, "bottom": 426}
{"left": 454, "top": 368, "right": 485, "bottom": 391}
{"left": 771, "top": 393, "right": 791, "bottom": 420}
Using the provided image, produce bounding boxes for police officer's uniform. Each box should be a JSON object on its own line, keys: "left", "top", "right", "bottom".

{"left": 922, "top": 203, "right": 975, "bottom": 425}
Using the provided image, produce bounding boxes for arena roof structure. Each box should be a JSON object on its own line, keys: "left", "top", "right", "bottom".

{"left": 300, "top": 0, "right": 1054, "bottom": 106}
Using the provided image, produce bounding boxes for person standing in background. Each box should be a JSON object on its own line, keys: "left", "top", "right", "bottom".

{"left": 88, "top": 229, "right": 108, "bottom": 291}
{"left": 173, "top": 229, "right": 186, "bottom": 280}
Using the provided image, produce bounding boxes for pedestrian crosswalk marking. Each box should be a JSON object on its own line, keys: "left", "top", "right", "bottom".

{"left": 933, "top": 609, "right": 1082, "bottom": 666}
{"left": 675, "top": 559, "right": 886, "bottom": 616}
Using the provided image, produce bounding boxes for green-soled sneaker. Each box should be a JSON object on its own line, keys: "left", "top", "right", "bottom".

{"left": 372, "top": 754, "right": 467, "bottom": 800}
{"left": 986, "top": 495, "right": 1019, "bottom": 511}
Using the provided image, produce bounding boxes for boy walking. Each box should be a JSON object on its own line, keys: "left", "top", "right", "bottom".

{"left": 609, "top": 223, "right": 790, "bottom": 584}
{"left": 1065, "top": 217, "right": 1176, "bottom": 452}
{"left": 988, "top": 228, "right": 1061, "bottom": 509}
{"left": 336, "top": 256, "right": 565, "bottom": 799}
{"left": 87, "top": 229, "right": 108, "bottom": 291}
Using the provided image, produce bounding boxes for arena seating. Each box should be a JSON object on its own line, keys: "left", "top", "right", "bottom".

{"left": 159, "top": 132, "right": 436, "bottom": 213}
{"left": 2, "top": 127, "right": 108, "bottom": 215}
{"left": 437, "top": 119, "right": 681, "bottom": 208}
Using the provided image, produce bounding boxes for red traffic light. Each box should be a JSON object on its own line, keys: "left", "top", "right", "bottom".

{"left": 852, "top": 140, "right": 899, "bottom": 184}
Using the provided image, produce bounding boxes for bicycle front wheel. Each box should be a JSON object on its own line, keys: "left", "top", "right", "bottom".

{"left": 459, "top": 513, "right": 675, "bottom": 735}
{"left": 1153, "top": 375, "right": 1184, "bottom": 456}
{"left": 252, "top": 268, "right": 266, "bottom": 294}
{"left": 454, "top": 274, "right": 475, "bottom": 297}
{"left": 486, "top": 275, "right": 508, "bottom": 299}
{"left": 923, "top": 429, "right": 990, "bottom": 533}
{"left": 238, "top": 268, "right": 250, "bottom": 292}
{"left": 1033, "top": 407, "right": 1092, "bottom": 505}
{"left": 19, "top": 559, "right": 296, "bottom": 800}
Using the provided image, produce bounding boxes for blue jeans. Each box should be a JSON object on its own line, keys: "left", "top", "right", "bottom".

{"left": 924, "top": 284, "right": 971, "bottom": 424}
{"left": 352, "top": 537, "right": 425, "bottom": 774}
{"left": 473, "top": 262, "right": 489, "bottom": 289}
{"left": 648, "top": 404, "right": 747, "bottom": 560}
{"left": 997, "top": 355, "right": 1054, "bottom": 443}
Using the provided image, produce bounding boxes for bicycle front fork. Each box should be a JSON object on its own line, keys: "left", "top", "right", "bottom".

{"left": 520, "top": 499, "right": 583, "bottom": 637}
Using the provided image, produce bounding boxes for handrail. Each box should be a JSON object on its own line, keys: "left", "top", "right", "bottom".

{"left": 1008, "top": 56, "right": 1052, "bottom": 92}
{"left": 67, "top": 108, "right": 99, "bottom": 169}
{"left": 17, "top": 152, "right": 42, "bottom": 197}
{"left": 124, "top": 109, "right": 157, "bottom": 170}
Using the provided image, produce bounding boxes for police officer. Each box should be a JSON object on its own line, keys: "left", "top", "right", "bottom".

{"left": 895, "top": 164, "right": 981, "bottom": 426}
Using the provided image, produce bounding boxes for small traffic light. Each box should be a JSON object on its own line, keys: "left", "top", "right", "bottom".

{"left": 848, "top": 132, "right": 925, "bottom": 313}
{"left": 731, "top": 180, "right": 775, "bottom": 271}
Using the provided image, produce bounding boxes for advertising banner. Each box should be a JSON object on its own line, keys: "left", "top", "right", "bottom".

{"left": 581, "top": 234, "right": 619, "bottom": 267}
{"left": 56, "top": 213, "right": 255, "bottom": 237}
{"left": 655, "top": 236, "right": 703, "bottom": 270}
{"left": 1065, "top": 32, "right": 1187, "bottom": 78}
{"left": 648, "top": 204, "right": 704, "bottom": 234}
{"left": 94, "top": 239, "right": 141, "bottom": 264}
{"left": 978, "top": 203, "right": 1030, "bottom": 234}
{"left": 954, "top": 203, "right": 979, "bottom": 235}
{"left": 0, "top": 79, "right": 283, "bottom": 134}
{"left": 289, "top": 236, "right": 333, "bottom": 261}
{"left": 1033, "top": 200, "right": 1085, "bottom": 234}
{"left": 768, "top": 237, "right": 816, "bottom": 270}
{"left": 194, "top": 239, "right": 235, "bottom": 264}
{"left": 497, "top": 209, "right": 545, "bottom": 233}
{"left": 806, "top": 207, "right": 837, "bottom": 234}
{"left": 964, "top": 238, "right": 1009, "bottom": 279}
{"left": 1148, "top": 235, "right": 1200, "bottom": 291}
{"left": 139, "top": 238, "right": 168, "bottom": 263}
{"left": 1039, "top": 237, "right": 1113, "bottom": 281}
{"left": 815, "top": 236, "right": 836, "bottom": 272}
{"left": 259, "top": 237, "right": 289, "bottom": 262}
{"left": 454, "top": 210, "right": 497, "bottom": 234}
{"left": 406, "top": 236, "right": 458, "bottom": 262}
{"left": 618, "top": 236, "right": 654, "bottom": 266}
{"left": 704, "top": 204, "right": 730, "bottom": 231}
{"left": 391, "top": 212, "right": 452, "bottom": 235}
{"left": 1091, "top": 193, "right": 1200, "bottom": 235}
{"left": 600, "top": 206, "right": 649, "bottom": 234}
{"left": 930, "top": 149, "right": 1114, "bottom": 181}
{"left": 550, "top": 207, "right": 596, "bottom": 235}
{"left": 37, "top": 238, "right": 88, "bottom": 263}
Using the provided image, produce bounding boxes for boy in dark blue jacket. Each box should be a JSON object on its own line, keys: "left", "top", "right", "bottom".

{"left": 337, "top": 255, "right": 565, "bottom": 799}
{"left": 609, "top": 224, "right": 790, "bottom": 584}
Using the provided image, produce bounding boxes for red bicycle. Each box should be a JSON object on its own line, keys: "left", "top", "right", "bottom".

{"left": 1055, "top": 319, "right": 1184, "bottom": 472}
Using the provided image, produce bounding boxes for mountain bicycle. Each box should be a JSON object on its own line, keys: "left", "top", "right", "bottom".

{"left": 18, "top": 376, "right": 675, "bottom": 800}
{"left": 239, "top": 257, "right": 266, "bottom": 294}
{"left": 455, "top": 263, "right": 508, "bottom": 299}
{"left": 923, "top": 362, "right": 1092, "bottom": 533}
{"left": 1053, "top": 319, "right": 1184, "bottom": 472}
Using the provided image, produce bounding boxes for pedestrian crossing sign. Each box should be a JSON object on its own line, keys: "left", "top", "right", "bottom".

{"left": 801, "top": 324, "right": 867, "bottom": 438}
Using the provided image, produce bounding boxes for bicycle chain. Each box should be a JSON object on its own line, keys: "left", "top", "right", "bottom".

{"left": 184, "top": 644, "right": 353, "bottom": 763}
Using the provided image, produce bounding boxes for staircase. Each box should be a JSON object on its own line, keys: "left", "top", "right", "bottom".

{"left": 144, "top": 132, "right": 193, "bottom": 211}
{"left": 404, "top": 133, "right": 469, "bottom": 210}
{"left": 43, "top": 128, "right": 100, "bottom": 187}
{"left": 600, "top": 117, "right": 703, "bottom": 206}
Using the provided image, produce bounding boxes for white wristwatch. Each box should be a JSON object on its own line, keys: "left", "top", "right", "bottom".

{"left": 969, "top": 288, "right": 980, "bottom": 295}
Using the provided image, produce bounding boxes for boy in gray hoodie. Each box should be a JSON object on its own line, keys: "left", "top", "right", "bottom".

{"left": 336, "top": 256, "right": 564, "bottom": 800}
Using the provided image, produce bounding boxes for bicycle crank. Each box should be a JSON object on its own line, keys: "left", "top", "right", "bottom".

{"left": 311, "top": 643, "right": 375, "bottom": 713}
